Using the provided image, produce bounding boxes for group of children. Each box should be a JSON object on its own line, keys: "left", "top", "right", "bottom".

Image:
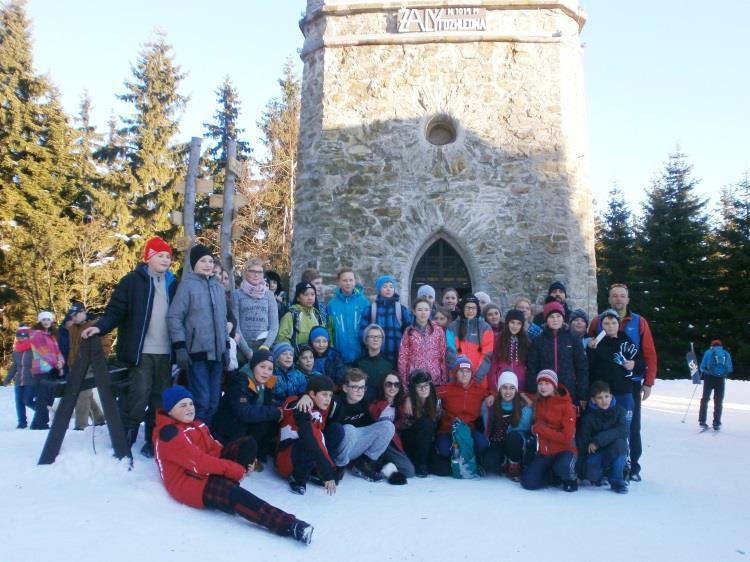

{"left": 5, "top": 238, "right": 664, "bottom": 545}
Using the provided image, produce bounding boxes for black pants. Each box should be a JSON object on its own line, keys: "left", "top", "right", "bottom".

{"left": 30, "top": 374, "right": 57, "bottom": 428}
{"left": 202, "top": 437, "right": 298, "bottom": 536}
{"left": 244, "top": 420, "right": 279, "bottom": 461}
{"left": 630, "top": 381, "right": 643, "bottom": 476}
{"left": 400, "top": 417, "right": 436, "bottom": 468}
{"left": 481, "top": 431, "right": 530, "bottom": 473}
{"left": 699, "top": 376, "right": 725, "bottom": 426}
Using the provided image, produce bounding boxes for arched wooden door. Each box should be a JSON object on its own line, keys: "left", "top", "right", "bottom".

{"left": 411, "top": 238, "right": 472, "bottom": 303}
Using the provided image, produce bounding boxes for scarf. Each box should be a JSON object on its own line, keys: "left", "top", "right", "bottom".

{"left": 241, "top": 278, "right": 267, "bottom": 299}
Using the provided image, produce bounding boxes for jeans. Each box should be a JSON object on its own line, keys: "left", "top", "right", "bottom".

{"left": 521, "top": 451, "right": 577, "bottom": 490}
{"left": 187, "top": 360, "right": 224, "bottom": 426}
{"left": 582, "top": 438, "right": 628, "bottom": 485}
{"left": 14, "top": 384, "right": 36, "bottom": 427}
{"left": 379, "top": 443, "right": 416, "bottom": 477}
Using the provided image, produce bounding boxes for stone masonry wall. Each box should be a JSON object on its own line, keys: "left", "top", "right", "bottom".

{"left": 294, "top": 1, "right": 596, "bottom": 314}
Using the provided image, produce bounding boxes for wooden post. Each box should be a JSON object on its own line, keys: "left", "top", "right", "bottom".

{"left": 221, "top": 139, "right": 238, "bottom": 283}
{"left": 182, "top": 136, "right": 203, "bottom": 275}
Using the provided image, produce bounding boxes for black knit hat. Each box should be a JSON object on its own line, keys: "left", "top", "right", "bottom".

{"left": 189, "top": 244, "right": 213, "bottom": 270}
{"left": 570, "top": 308, "right": 589, "bottom": 326}
{"left": 249, "top": 349, "right": 273, "bottom": 371}
{"left": 460, "top": 294, "right": 480, "bottom": 317}
{"left": 293, "top": 281, "right": 316, "bottom": 304}
{"left": 505, "top": 309, "right": 525, "bottom": 325}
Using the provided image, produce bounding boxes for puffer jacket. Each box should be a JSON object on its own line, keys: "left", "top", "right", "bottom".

{"left": 436, "top": 379, "right": 492, "bottom": 434}
{"left": 272, "top": 364, "right": 309, "bottom": 402}
{"left": 326, "top": 286, "right": 369, "bottom": 364}
{"left": 448, "top": 318, "right": 494, "bottom": 383}
{"left": 526, "top": 327, "right": 588, "bottom": 403}
{"left": 576, "top": 398, "right": 628, "bottom": 455}
{"left": 153, "top": 410, "right": 246, "bottom": 509}
{"left": 212, "top": 369, "right": 280, "bottom": 443}
{"left": 167, "top": 271, "right": 227, "bottom": 362}
{"left": 398, "top": 320, "right": 448, "bottom": 386}
{"left": 358, "top": 293, "right": 413, "bottom": 362}
{"left": 277, "top": 304, "right": 323, "bottom": 348}
{"left": 532, "top": 384, "right": 577, "bottom": 456}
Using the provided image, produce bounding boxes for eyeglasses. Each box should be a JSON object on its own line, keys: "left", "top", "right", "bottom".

{"left": 384, "top": 381, "right": 401, "bottom": 389}
{"left": 247, "top": 269, "right": 264, "bottom": 275}
{"left": 366, "top": 335, "right": 383, "bottom": 340}
{"left": 346, "top": 384, "right": 366, "bottom": 392}
{"left": 415, "top": 383, "right": 432, "bottom": 391}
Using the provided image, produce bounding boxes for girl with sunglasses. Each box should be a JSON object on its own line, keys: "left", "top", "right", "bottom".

{"left": 368, "top": 372, "right": 414, "bottom": 482}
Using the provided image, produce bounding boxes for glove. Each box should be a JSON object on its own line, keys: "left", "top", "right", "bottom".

{"left": 175, "top": 348, "right": 192, "bottom": 371}
{"left": 620, "top": 342, "right": 638, "bottom": 360}
{"left": 612, "top": 352, "right": 625, "bottom": 366}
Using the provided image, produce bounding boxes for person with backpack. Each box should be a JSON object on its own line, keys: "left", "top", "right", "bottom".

{"left": 277, "top": 282, "right": 324, "bottom": 350}
{"left": 358, "top": 275, "right": 412, "bottom": 364}
{"left": 698, "top": 340, "right": 733, "bottom": 431}
{"left": 326, "top": 268, "right": 369, "bottom": 365}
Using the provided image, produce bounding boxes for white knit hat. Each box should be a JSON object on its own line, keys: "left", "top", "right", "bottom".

{"left": 497, "top": 371, "right": 519, "bottom": 390}
{"left": 37, "top": 310, "right": 54, "bottom": 322}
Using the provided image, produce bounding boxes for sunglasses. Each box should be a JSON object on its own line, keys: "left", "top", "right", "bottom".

{"left": 384, "top": 381, "right": 401, "bottom": 389}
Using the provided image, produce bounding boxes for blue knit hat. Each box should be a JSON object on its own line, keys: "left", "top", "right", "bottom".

{"left": 452, "top": 355, "right": 473, "bottom": 372}
{"left": 309, "top": 325, "right": 329, "bottom": 344}
{"left": 272, "top": 342, "right": 294, "bottom": 363}
{"left": 375, "top": 275, "right": 397, "bottom": 294}
{"left": 162, "top": 385, "right": 193, "bottom": 413}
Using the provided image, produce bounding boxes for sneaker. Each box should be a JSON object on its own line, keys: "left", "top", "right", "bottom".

{"left": 290, "top": 520, "right": 314, "bottom": 545}
{"left": 289, "top": 478, "right": 307, "bottom": 495}
{"left": 351, "top": 457, "right": 384, "bottom": 482}
{"left": 611, "top": 480, "right": 629, "bottom": 494}
{"left": 415, "top": 465, "right": 430, "bottom": 478}
{"left": 140, "top": 442, "right": 154, "bottom": 458}
{"left": 562, "top": 480, "right": 578, "bottom": 492}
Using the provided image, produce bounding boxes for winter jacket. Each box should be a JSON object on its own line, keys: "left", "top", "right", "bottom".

{"left": 153, "top": 410, "right": 246, "bottom": 509}
{"left": 489, "top": 332, "right": 529, "bottom": 392}
{"left": 589, "top": 310, "right": 658, "bottom": 385}
{"left": 232, "top": 287, "right": 279, "bottom": 357}
{"left": 167, "top": 271, "right": 227, "bottom": 363}
{"left": 576, "top": 398, "right": 628, "bottom": 457}
{"left": 30, "top": 330, "right": 64, "bottom": 376}
{"left": 587, "top": 333, "right": 645, "bottom": 395}
{"left": 526, "top": 327, "right": 589, "bottom": 403}
{"left": 277, "top": 304, "right": 323, "bottom": 348}
{"left": 700, "top": 346, "right": 733, "bottom": 377}
{"left": 276, "top": 396, "right": 336, "bottom": 481}
{"left": 94, "top": 263, "right": 178, "bottom": 366}
{"left": 5, "top": 349, "right": 33, "bottom": 386}
{"left": 358, "top": 293, "right": 413, "bottom": 362}
{"left": 326, "top": 287, "right": 369, "bottom": 364}
{"left": 355, "top": 353, "right": 395, "bottom": 395}
{"left": 312, "top": 347, "right": 346, "bottom": 386}
{"left": 436, "top": 380, "right": 492, "bottom": 434}
{"left": 212, "top": 369, "right": 281, "bottom": 443}
{"left": 398, "top": 320, "right": 448, "bottom": 386}
{"left": 532, "top": 385, "right": 577, "bottom": 456}
{"left": 272, "top": 364, "right": 309, "bottom": 402}
{"left": 488, "top": 400, "right": 533, "bottom": 443}
{"left": 369, "top": 399, "right": 406, "bottom": 450}
{"left": 448, "top": 318, "right": 494, "bottom": 383}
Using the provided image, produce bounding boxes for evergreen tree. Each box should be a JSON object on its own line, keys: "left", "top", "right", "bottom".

{"left": 71, "top": 92, "right": 104, "bottom": 218}
{"left": 199, "top": 76, "right": 251, "bottom": 235}
{"left": 595, "top": 186, "right": 636, "bottom": 309}
{"left": 635, "top": 151, "right": 714, "bottom": 377}
{"left": 237, "top": 59, "right": 299, "bottom": 273}
{"left": 714, "top": 175, "right": 750, "bottom": 378}
{"left": 116, "top": 34, "right": 187, "bottom": 263}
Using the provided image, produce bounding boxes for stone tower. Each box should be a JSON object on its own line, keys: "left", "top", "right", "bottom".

{"left": 293, "top": 0, "right": 597, "bottom": 312}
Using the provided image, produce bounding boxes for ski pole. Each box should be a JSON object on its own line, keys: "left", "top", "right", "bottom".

{"left": 680, "top": 383, "right": 700, "bottom": 423}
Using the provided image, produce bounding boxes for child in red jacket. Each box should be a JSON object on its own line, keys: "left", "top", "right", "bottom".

{"left": 154, "top": 385, "right": 314, "bottom": 544}
{"left": 520, "top": 370, "right": 579, "bottom": 492}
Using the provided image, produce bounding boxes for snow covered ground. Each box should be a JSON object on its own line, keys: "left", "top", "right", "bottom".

{"left": 2, "top": 379, "right": 748, "bottom": 562}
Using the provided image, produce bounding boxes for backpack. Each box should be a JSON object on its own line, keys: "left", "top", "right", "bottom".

{"left": 290, "top": 307, "right": 323, "bottom": 352}
{"left": 450, "top": 419, "right": 480, "bottom": 479}
{"left": 708, "top": 349, "right": 729, "bottom": 377}
{"left": 371, "top": 301, "right": 402, "bottom": 327}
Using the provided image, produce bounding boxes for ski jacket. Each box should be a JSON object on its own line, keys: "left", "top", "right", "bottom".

{"left": 587, "top": 333, "right": 645, "bottom": 395}
{"left": 358, "top": 293, "right": 413, "bottom": 362}
{"left": 436, "top": 379, "right": 492, "bottom": 434}
{"left": 576, "top": 399, "right": 628, "bottom": 456}
{"left": 326, "top": 287, "right": 369, "bottom": 364}
{"left": 368, "top": 399, "right": 406, "bottom": 450}
{"left": 526, "top": 327, "right": 589, "bottom": 403}
{"left": 277, "top": 304, "right": 323, "bottom": 348}
{"left": 589, "top": 310, "right": 658, "bottom": 385}
{"left": 94, "top": 264, "right": 177, "bottom": 366}
{"left": 398, "top": 320, "right": 448, "bottom": 386}
{"left": 276, "top": 396, "right": 336, "bottom": 481}
{"left": 167, "top": 271, "right": 227, "bottom": 363}
{"left": 700, "top": 346, "right": 733, "bottom": 377}
{"left": 30, "top": 330, "right": 64, "bottom": 376}
{"left": 153, "top": 410, "right": 246, "bottom": 509}
{"left": 312, "top": 347, "right": 346, "bottom": 386}
{"left": 231, "top": 287, "right": 279, "bottom": 357}
{"left": 272, "top": 364, "right": 309, "bottom": 402}
{"left": 5, "top": 349, "right": 33, "bottom": 386}
{"left": 532, "top": 384, "right": 577, "bottom": 456}
{"left": 212, "top": 370, "right": 280, "bottom": 443}
{"left": 448, "top": 317, "right": 494, "bottom": 383}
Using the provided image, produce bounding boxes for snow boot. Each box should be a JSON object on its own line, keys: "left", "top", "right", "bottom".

{"left": 290, "top": 520, "right": 314, "bottom": 545}
{"left": 140, "top": 441, "right": 154, "bottom": 458}
{"left": 699, "top": 422, "right": 709, "bottom": 430}
{"left": 288, "top": 477, "right": 307, "bottom": 495}
{"left": 415, "top": 465, "right": 430, "bottom": 478}
{"left": 504, "top": 462, "right": 521, "bottom": 482}
{"left": 562, "top": 480, "right": 578, "bottom": 492}
{"left": 381, "top": 462, "right": 407, "bottom": 485}
{"left": 611, "top": 480, "right": 629, "bottom": 494}
{"left": 351, "top": 456, "right": 384, "bottom": 482}
{"left": 713, "top": 423, "right": 721, "bottom": 431}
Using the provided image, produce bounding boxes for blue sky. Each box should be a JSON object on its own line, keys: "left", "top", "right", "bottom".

{"left": 25, "top": 1, "right": 750, "bottom": 213}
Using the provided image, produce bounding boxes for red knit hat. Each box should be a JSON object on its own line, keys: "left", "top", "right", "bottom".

{"left": 143, "top": 236, "right": 173, "bottom": 261}
{"left": 536, "top": 369, "right": 559, "bottom": 388}
{"left": 543, "top": 301, "right": 565, "bottom": 320}
{"left": 710, "top": 339, "right": 723, "bottom": 347}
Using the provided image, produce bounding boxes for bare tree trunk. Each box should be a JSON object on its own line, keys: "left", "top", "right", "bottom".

{"left": 221, "top": 139, "right": 237, "bottom": 283}
{"left": 182, "top": 137, "right": 202, "bottom": 275}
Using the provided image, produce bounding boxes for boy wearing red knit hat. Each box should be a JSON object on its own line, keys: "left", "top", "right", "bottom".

{"left": 82, "top": 236, "right": 178, "bottom": 458}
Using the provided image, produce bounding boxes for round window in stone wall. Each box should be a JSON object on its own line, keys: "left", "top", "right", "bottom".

{"left": 425, "top": 114, "right": 457, "bottom": 146}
